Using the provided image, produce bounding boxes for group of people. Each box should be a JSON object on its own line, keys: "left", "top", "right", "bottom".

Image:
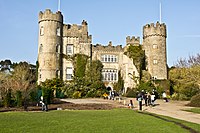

{"left": 136, "top": 90, "right": 159, "bottom": 107}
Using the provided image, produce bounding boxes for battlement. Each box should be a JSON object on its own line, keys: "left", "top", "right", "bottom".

{"left": 63, "top": 20, "right": 89, "bottom": 37}
{"left": 93, "top": 42, "right": 123, "bottom": 52}
{"left": 143, "top": 22, "right": 167, "bottom": 39}
{"left": 126, "top": 36, "right": 140, "bottom": 45}
{"left": 39, "top": 9, "right": 63, "bottom": 23}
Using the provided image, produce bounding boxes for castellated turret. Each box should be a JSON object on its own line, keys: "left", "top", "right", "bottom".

{"left": 143, "top": 22, "right": 167, "bottom": 80}
{"left": 126, "top": 36, "right": 140, "bottom": 46}
{"left": 38, "top": 9, "right": 63, "bottom": 83}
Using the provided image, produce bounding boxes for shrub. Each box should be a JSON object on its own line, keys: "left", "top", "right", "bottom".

{"left": 125, "top": 88, "right": 137, "bottom": 98}
{"left": 188, "top": 93, "right": 200, "bottom": 107}
{"left": 42, "top": 87, "right": 53, "bottom": 104}
{"left": 73, "top": 91, "right": 82, "bottom": 98}
{"left": 4, "top": 89, "right": 12, "bottom": 107}
{"left": 16, "top": 91, "right": 22, "bottom": 107}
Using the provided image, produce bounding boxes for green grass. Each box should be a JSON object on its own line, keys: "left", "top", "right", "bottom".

{"left": 0, "top": 109, "right": 199, "bottom": 133}
{"left": 183, "top": 107, "right": 200, "bottom": 114}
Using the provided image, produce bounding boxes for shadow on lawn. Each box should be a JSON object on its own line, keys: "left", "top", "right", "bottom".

{"left": 138, "top": 111, "right": 199, "bottom": 133}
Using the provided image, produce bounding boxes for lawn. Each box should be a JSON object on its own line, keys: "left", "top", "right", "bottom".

{"left": 183, "top": 107, "right": 200, "bottom": 114}
{"left": 0, "top": 109, "right": 199, "bottom": 133}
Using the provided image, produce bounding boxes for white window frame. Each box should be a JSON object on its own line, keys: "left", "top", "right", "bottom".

{"left": 57, "top": 27, "right": 60, "bottom": 36}
{"left": 66, "top": 44, "right": 73, "bottom": 55}
{"left": 153, "top": 59, "right": 158, "bottom": 64}
{"left": 66, "top": 67, "right": 73, "bottom": 80}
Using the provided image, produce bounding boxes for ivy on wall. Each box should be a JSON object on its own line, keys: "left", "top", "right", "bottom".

{"left": 124, "top": 45, "right": 145, "bottom": 80}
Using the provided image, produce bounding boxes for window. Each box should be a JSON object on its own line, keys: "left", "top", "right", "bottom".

{"left": 101, "top": 55, "right": 104, "bottom": 62}
{"left": 105, "top": 55, "right": 107, "bottom": 62}
{"left": 40, "top": 26, "right": 44, "bottom": 36}
{"left": 153, "top": 59, "right": 158, "bottom": 64}
{"left": 39, "top": 44, "right": 43, "bottom": 53}
{"left": 152, "top": 76, "right": 157, "bottom": 80}
{"left": 102, "top": 69, "right": 118, "bottom": 82}
{"left": 56, "top": 70, "right": 60, "bottom": 78}
{"left": 39, "top": 74, "right": 42, "bottom": 79}
{"left": 66, "top": 67, "right": 73, "bottom": 80}
{"left": 101, "top": 54, "right": 118, "bottom": 63}
{"left": 66, "top": 44, "right": 73, "bottom": 55}
{"left": 108, "top": 55, "right": 110, "bottom": 62}
{"left": 57, "top": 27, "right": 60, "bottom": 36}
{"left": 153, "top": 44, "right": 158, "bottom": 49}
{"left": 111, "top": 55, "right": 113, "bottom": 62}
{"left": 56, "top": 44, "right": 60, "bottom": 53}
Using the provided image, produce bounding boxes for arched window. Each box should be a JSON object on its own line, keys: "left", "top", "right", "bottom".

{"left": 56, "top": 70, "right": 60, "bottom": 78}
{"left": 39, "top": 44, "right": 43, "bottom": 53}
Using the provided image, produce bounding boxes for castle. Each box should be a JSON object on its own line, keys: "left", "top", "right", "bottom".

{"left": 38, "top": 9, "right": 167, "bottom": 92}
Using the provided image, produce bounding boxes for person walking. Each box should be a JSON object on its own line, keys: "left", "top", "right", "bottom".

{"left": 162, "top": 91, "right": 168, "bottom": 102}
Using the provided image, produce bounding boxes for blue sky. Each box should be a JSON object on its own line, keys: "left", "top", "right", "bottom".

{"left": 0, "top": 0, "right": 200, "bottom": 66}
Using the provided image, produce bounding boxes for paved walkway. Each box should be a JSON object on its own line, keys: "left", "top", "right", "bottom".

{"left": 62, "top": 98, "right": 200, "bottom": 124}
{"left": 120, "top": 98, "right": 200, "bottom": 124}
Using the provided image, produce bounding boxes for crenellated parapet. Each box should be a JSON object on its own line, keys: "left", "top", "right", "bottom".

{"left": 126, "top": 36, "right": 140, "bottom": 46}
{"left": 63, "top": 20, "right": 91, "bottom": 43}
{"left": 39, "top": 9, "right": 63, "bottom": 23}
{"left": 93, "top": 42, "right": 123, "bottom": 52}
{"left": 143, "top": 22, "right": 167, "bottom": 39}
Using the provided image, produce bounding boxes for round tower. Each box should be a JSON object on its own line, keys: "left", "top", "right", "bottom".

{"left": 38, "top": 9, "right": 63, "bottom": 83}
{"left": 143, "top": 22, "right": 167, "bottom": 80}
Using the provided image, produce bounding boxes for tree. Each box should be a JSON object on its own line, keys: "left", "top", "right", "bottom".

{"left": 0, "top": 72, "right": 12, "bottom": 107}
{"left": 113, "top": 70, "right": 124, "bottom": 93}
{"left": 124, "top": 45, "right": 145, "bottom": 80}
{"left": 73, "top": 54, "right": 89, "bottom": 78}
{"left": 11, "top": 62, "right": 36, "bottom": 110}
{"left": 0, "top": 59, "right": 12, "bottom": 71}
{"left": 169, "top": 53, "right": 200, "bottom": 100}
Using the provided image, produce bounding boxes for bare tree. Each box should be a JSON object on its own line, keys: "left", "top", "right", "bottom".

{"left": 11, "top": 63, "right": 36, "bottom": 110}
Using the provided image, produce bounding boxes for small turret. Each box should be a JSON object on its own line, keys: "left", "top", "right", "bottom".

{"left": 126, "top": 36, "right": 140, "bottom": 46}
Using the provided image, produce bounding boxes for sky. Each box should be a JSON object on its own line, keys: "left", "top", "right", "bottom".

{"left": 0, "top": 0, "right": 200, "bottom": 67}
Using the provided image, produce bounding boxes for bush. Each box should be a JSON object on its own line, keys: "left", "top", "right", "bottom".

{"left": 0, "top": 100, "right": 3, "bottom": 107}
{"left": 16, "top": 91, "right": 22, "bottom": 107}
{"left": 42, "top": 87, "right": 53, "bottom": 104}
{"left": 171, "top": 93, "right": 190, "bottom": 100}
{"left": 125, "top": 88, "right": 137, "bottom": 98}
{"left": 188, "top": 93, "right": 200, "bottom": 107}
{"left": 73, "top": 91, "right": 82, "bottom": 98}
{"left": 4, "top": 89, "right": 12, "bottom": 107}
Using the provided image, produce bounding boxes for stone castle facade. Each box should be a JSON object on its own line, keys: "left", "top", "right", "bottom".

{"left": 38, "top": 9, "right": 167, "bottom": 92}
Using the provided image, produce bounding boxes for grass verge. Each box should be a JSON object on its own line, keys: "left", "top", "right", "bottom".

{"left": 183, "top": 108, "right": 200, "bottom": 114}
{"left": 0, "top": 109, "right": 199, "bottom": 133}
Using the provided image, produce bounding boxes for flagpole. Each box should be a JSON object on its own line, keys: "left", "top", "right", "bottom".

{"left": 58, "top": 0, "right": 61, "bottom": 11}
{"left": 160, "top": 2, "right": 162, "bottom": 23}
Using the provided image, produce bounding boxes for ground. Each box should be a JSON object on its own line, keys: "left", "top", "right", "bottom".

{"left": 0, "top": 97, "right": 199, "bottom": 125}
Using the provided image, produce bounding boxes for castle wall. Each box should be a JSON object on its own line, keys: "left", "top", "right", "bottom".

{"left": 143, "top": 22, "right": 167, "bottom": 79}
{"left": 37, "top": 9, "right": 168, "bottom": 92}
{"left": 92, "top": 43, "right": 139, "bottom": 91}
{"left": 38, "top": 9, "right": 63, "bottom": 83}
